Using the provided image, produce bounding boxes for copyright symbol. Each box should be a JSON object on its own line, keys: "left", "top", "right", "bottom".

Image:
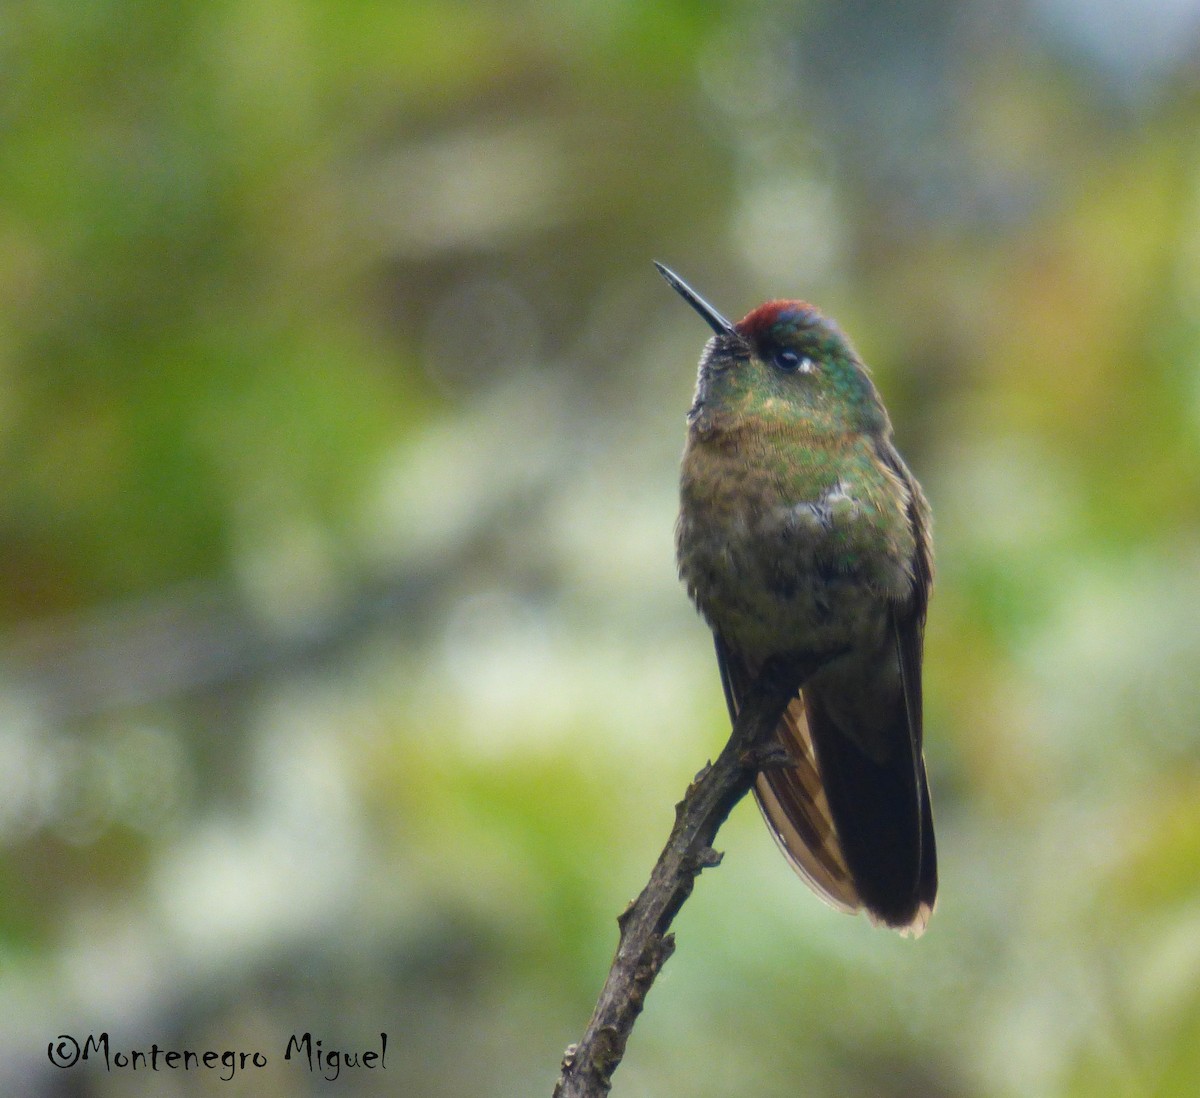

{"left": 47, "top": 1035, "right": 80, "bottom": 1068}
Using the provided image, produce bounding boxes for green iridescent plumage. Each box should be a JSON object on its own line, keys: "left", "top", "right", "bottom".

{"left": 660, "top": 264, "right": 937, "bottom": 934}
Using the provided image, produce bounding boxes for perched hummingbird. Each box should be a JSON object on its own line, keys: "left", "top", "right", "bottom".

{"left": 658, "top": 262, "right": 936, "bottom": 934}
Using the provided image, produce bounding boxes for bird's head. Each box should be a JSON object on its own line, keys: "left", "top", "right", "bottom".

{"left": 655, "top": 262, "right": 888, "bottom": 437}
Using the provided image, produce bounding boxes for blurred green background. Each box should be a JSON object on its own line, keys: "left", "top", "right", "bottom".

{"left": 4, "top": 1, "right": 1200, "bottom": 1095}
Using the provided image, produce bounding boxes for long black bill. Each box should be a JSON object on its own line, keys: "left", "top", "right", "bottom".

{"left": 654, "top": 262, "right": 737, "bottom": 337}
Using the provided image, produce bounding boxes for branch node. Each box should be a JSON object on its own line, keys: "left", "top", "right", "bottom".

{"left": 633, "top": 933, "right": 673, "bottom": 990}
{"left": 748, "top": 742, "right": 797, "bottom": 770}
{"left": 676, "top": 762, "right": 714, "bottom": 819}
{"left": 685, "top": 846, "right": 723, "bottom": 873}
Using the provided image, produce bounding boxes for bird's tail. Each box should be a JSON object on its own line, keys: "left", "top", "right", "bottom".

{"left": 719, "top": 638, "right": 935, "bottom": 936}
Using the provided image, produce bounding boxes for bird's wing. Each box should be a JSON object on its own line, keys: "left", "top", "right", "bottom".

{"left": 879, "top": 436, "right": 937, "bottom": 926}
{"left": 797, "top": 438, "right": 936, "bottom": 933}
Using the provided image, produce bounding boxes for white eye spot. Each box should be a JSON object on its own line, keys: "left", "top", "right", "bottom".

{"left": 798, "top": 356, "right": 815, "bottom": 375}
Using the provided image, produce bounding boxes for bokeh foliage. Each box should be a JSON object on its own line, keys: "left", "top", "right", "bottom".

{"left": 3, "top": 1, "right": 1200, "bottom": 1095}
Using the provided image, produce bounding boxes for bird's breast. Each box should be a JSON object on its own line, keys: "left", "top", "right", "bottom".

{"left": 677, "top": 427, "right": 915, "bottom": 664}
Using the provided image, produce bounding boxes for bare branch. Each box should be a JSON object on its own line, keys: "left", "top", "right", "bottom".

{"left": 553, "top": 656, "right": 825, "bottom": 1097}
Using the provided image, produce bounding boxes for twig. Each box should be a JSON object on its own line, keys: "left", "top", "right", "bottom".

{"left": 553, "top": 656, "right": 826, "bottom": 1097}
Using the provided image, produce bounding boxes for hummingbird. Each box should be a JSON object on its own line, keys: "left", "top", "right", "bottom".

{"left": 657, "top": 262, "right": 936, "bottom": 934}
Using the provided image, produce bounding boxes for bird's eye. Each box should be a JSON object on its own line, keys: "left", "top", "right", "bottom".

{"left": 773, "top": 348, "right": 814, "bottom": 374}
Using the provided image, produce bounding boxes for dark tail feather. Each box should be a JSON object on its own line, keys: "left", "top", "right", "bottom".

{"left": 804, "top": 686, "right": 936, "bottom": 933}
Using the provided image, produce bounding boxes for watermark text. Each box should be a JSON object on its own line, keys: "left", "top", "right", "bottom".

{"left": 47, "top": 1032, "right": 388, "bottom": 1082}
